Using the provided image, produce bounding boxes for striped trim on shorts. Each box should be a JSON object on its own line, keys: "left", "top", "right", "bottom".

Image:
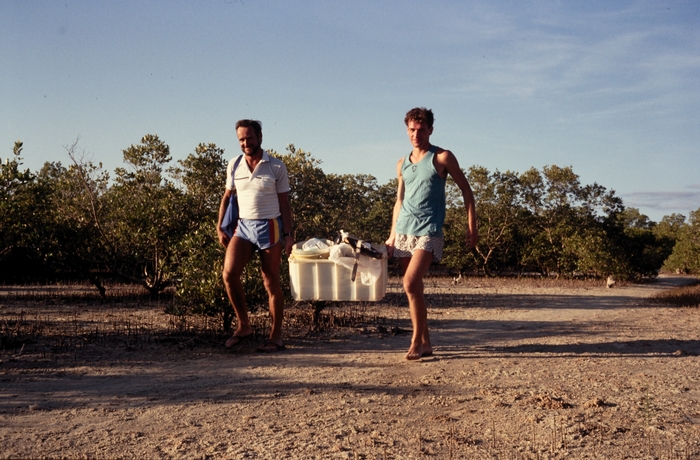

{"left": 393, "top": 234, "right": 444, "bottom": 262}
{"left": 234, "top": 217, "right": 282, "bottom": 251}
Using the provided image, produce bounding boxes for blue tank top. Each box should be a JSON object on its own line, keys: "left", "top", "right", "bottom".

{"left": 394, "top": 146, "right": 446, "bottom": 237}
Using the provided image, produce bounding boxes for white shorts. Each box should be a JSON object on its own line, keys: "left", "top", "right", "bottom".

{"left": 393, "top": 234, "right": 444, "bottom": 262}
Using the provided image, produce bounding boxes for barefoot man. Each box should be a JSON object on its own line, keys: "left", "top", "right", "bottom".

{"left": 386, "top": 108, "right": 478, "bottom": 360}
{"left": 217, "top": 119, "right": 294, "bottom": 352}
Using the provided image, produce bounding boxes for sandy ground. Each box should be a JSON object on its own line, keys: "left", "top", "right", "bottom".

{"left": 1, "top": 275, "right": 700, "bottom": 459}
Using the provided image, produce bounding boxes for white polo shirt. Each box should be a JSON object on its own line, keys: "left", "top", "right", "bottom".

{"left": 225, "top": 151, "right": 290, "bottom": 220}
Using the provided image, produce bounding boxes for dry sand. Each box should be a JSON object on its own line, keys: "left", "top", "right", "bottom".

{"left": 1, "top": 275, "right": 699, "bottom": 459}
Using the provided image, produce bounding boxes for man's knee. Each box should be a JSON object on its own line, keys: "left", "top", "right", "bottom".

{"left": 262, "top": 273, "right": 282, "bottom": 294}
{"left": 260, "top": 252, "right": 282, "bottom": 292}
{"left": 222, "top": 262, "right": 244, "bottom": 286}
{"left": 222, "top": 270, "right": 234, "bottom": 289}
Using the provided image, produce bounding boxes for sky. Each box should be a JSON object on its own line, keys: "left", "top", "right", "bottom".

{"left": 2, "top": 0, "right": 699, "bottom": 223}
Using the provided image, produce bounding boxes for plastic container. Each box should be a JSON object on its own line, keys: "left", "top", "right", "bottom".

{"left": 289, "top": 242, "right": 387, "bottom": 301}
{"left": 291, "top": 238, "right": 333, "bottom": 260}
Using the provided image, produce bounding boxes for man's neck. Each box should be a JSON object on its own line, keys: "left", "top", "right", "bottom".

{"left": 411, "top": 144, "right": 432, "bottom": 160}
{"left": 244, "top": 148, "right": 264, "bottom": 170}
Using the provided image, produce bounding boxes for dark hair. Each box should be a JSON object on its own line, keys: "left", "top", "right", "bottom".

{"left": 404, "top": 107, "right": 434, "bottom": 128}
{"left": 235, "top": 119, "right": 263, "bottom": 138}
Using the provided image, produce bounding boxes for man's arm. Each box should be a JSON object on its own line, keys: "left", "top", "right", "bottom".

{"left": 277, "top": 191, "right": 294, "bottom": 256}
{"left": 217, "top": 188, "right": 234, "bottom": 247}
{"left": 385, "top": 157, "right": 405, "bottom": 257}
{"left": 438, "top": 150, "right": 478, "bottom": 250}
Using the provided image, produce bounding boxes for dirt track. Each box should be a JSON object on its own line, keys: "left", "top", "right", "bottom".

{"left": 1, "top": 275, "right": 699, "bottom": 459}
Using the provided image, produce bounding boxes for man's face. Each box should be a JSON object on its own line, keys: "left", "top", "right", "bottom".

{"left": 406, "top": 120, "right": 433, "bottom": 149}
{"left": 237, "top": 127, "right": 261, "bottom": 155}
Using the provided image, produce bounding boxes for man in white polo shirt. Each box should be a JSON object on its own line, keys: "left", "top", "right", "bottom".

{"left": 217, "top": 119, "right": 294, "bottom": 352}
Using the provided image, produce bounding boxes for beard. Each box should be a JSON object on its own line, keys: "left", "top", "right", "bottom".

{"left": 242, "top": 144, "right": 262, "bottom": 156}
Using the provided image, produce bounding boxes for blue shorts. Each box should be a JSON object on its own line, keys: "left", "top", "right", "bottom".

{"left": 234, "top": 217, "right": 282, "bottom": 251}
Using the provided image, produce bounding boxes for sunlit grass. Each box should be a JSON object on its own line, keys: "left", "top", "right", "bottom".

{"left": 651, "top": 281, "right": 700, "bottom": 308}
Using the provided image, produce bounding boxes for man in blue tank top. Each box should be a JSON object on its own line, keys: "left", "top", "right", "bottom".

{"left": 386, "top": 108, "right": 478, "bottom": 360}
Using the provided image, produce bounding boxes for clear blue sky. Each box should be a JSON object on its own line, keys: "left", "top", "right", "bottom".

{"left": 2, "top": 0, "right": 699, "bottom": 222}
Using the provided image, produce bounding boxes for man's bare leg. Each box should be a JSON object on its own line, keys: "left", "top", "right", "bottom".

{"left": 259, "top": 242, "right": 284, "bottom": 347}
{"left": 222, "top": 236, "right": 255, "bottom": 343}
{"left": 400, "top": 249, "right": 434, "bottom": 360}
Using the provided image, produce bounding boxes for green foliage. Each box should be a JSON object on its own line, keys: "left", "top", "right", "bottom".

{"left": 362, "top": 179, "right": 397, "bottom": 245}
{"left": 272, "top": 145, "right": 392, "bottom": 244}
{"left": 0, "top": 141, "right": 42, "bottom": 280}
{"left": 168, "top": 143, "right": 227, "bottom": 218}
{"left": 2, "top": 135, "right": 691, "bottom": 326}
{"left": 567, "top": 226, "right": 622, "bottom": 277}
{"left": 442, "top": 164, "right": 667, "bottom": 280}
{"left": 171, "top": 221, "right": 231, "bottom": 327}
{"left": 653, "top": 213, "right": 685, "bottom": 262}
{"left": 275, "top": 145, "right": 331, "bottom": 240}
{"left": 327, "top": 173, "right": 394, "bottom": 244}
{"left": 106, "top": 135, "right": 188, "bottom": 295}
{"left": 663, "top": 209, "right": 700, "bottom": 274}
{"left": 654, "top": 213, "right": 686, "bottom": 240}
{"left": 619, "top": 207, "right": 654, "bottom": 230}
{"left": 519, "top": 165, "right": 586, "bottom": 276}
{"left": 444, "top": 167, "right": 522, "bottom": 275}
{"left": 29, "top": 161, "right": 100, "bottom": 280}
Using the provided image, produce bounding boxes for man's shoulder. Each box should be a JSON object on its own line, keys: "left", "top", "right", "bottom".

{"left": 261, "top": 150, "right": 282, "bottom": 165}
{"left": 432, "top": 147, "right": 462, "bottom": 178}
{"left": 434, "top": 147, "right": 456, "bottom": 163}
{"left": 262, "top": 152, "right": 289, "bottom": 182}
{"left": 433, "top": 145, "right": 451, "bottom": 155}
{"left": 267, "top": 157, "right": 288, "bottom": 175}
{"left": 227, "top": 154, "right": 244, "bottom": 166}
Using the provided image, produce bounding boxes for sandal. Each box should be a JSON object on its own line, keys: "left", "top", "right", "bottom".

{"left": 256, "top": 340, "right": 286, "bottom": 353}
{"left": 225, "top": 333, "right": 253, "bottom": 349}
{"left": 405, "top": 349, "right": 433, "bottom": 361}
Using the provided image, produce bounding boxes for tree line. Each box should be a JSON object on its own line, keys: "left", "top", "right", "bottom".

{"left": 2, "top": 136, "right": 698, "bottom": 318}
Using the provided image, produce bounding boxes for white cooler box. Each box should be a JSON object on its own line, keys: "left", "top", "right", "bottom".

{"left": 289, "top": 244, "right": 387, "bottom": 301}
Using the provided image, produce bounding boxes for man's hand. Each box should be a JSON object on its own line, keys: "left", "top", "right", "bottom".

{"left": 385, "top": 236, "right": 395, "bottom": 258}
{"left": 218, "top": 228, "right": 230, "bottom": 248}
{"left": 284, "top": 235, "right": 294, "bottom": 256}
{"left": 465, "top": 227, "right": 478, "bottom": 250}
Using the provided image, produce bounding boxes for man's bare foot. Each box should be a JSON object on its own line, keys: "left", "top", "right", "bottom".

{"left": 405, "top": 344, "right": 433, "bottom": 360}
